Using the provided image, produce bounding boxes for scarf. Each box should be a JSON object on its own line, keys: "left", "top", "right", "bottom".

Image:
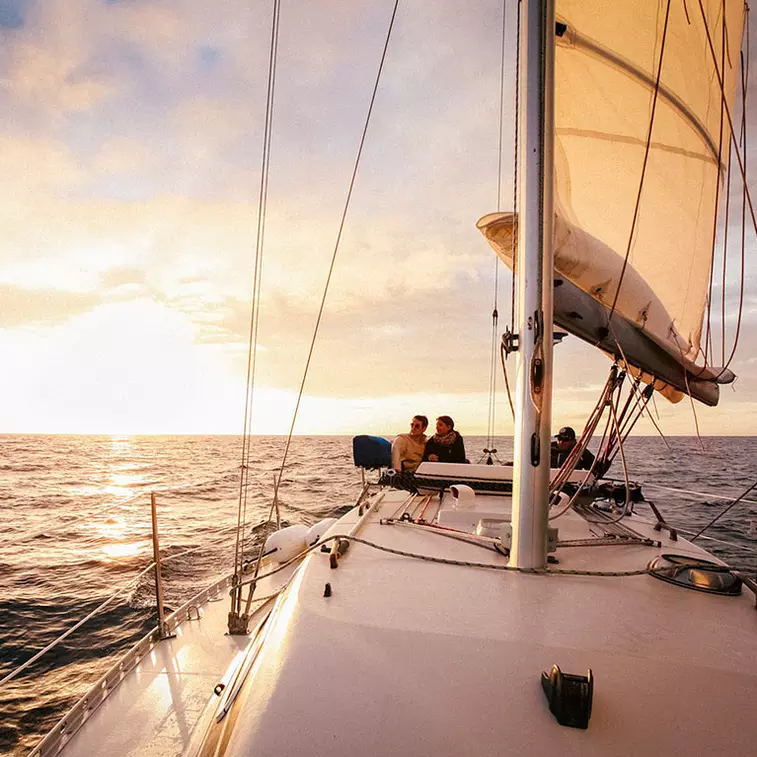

{"left": 431, "top": 430, "right": 457, "bottom": 446}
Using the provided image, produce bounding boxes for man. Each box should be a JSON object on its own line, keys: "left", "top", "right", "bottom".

{"left": 391, "top": 415, "right": 428, "bottom": 473}
{"left": 550, "top": 426, "right": 595, "bottom": 470}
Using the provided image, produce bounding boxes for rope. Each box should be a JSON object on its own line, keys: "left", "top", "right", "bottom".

{"left": 235, "top": 0, "right": 283, "bottom": 589}
{"left": 609, "top": 332, "right": 670, "bottom": 447}
{"left": 550, "top": 366, "right": 617, "bottom": 494}
{"left": 0, "top": 560, "right": 157, "bottom": 685}
{"left": 719, "top": 15, "right": 731, "bottom": 368}
{"left": 0, "top": 465, "right": 245, "bottom": 549}
{"left": 499, "top": 337, "right": 515, "bottom": 419}
{"left": 580, "top": 397, "right": 634, "bottom": 526}
{"left": 161, "top": 525, "right": 239, "bottom": 565}
{"left": 549, "top": 369, "right": 619, "bottom": 520}
{"left": 608, "top": 0, "right": 672, "bottom": 323}
{"left": 703, "top": 1, "right": 728, "bottom": 366}
{"left": 718, "top": 24, "right": 750, "bottom": 377}
{"left": 496, "top": 0, "right": 508, "bottom": 214}
{"left": 641, "top": 481, "right": 757, "bottom": 506}
{"left": 235, "top": 534, "right": 655, "bottom": 591}
{"left": 387, "top": 518, "right": 498, "bottom": 552}
{"left": 510, "top": 0, "right": 520, "bottom": 331}
{"left": 245, "top": 0, "right": 402, "bottom": 595}
{"left": 670, "top": 527, "right": 757, "bottom": 553}
{"left": 695, "top": 0, "right": 757, "bottom": 325}
{"left": 486, "top": 0, "right": 509, "bottom": 453}
{"left": 0, "top": 490, "right": 148, "bottom": 548}
{"left": 690, "top": 479, "right": 757, "bottom": 541}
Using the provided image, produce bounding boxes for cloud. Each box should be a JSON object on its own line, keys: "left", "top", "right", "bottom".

{"left": 0, "top": 284, "right": 100, "bottom": 327}
{"left": 0, "top": 1, "right": 757, "bottom": 434}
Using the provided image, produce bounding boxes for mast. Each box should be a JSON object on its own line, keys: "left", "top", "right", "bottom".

{"left": 509, "top": 0, "right": 555, "bottom": 569}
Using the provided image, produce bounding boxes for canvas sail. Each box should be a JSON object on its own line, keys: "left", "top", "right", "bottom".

{"left": 480, "top": 0, "right": 745, "bottom": 405}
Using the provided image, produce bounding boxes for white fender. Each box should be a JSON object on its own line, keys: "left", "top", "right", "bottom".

{"left": 264, "top": 524, "right": 309, "bottom": 563}
{"left": 306, "top": 518, "right": 337, "bottom": 546}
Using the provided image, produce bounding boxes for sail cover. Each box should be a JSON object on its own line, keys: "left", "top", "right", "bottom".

{"left": 480, "top": 0, "right": 745, "bottom": 405}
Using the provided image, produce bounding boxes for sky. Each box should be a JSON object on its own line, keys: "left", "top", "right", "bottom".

{"left": 0, "top": 0, "right": 756, "bottom": 436}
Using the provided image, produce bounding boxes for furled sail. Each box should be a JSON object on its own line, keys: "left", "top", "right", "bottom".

{"left": 480, "top": 0, "right": 745, "bottom": 406}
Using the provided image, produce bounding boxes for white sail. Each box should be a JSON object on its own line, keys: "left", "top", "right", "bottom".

{"left": 481, "top": 0, "right": 745, "bottom": 404}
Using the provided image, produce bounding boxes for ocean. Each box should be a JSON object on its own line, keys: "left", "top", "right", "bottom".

{"left": 1, "top": 434, "right": 756, "bottom": 755}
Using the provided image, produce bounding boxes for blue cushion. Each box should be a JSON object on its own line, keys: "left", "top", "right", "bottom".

{"left": 352, "top": 435, "right": 392, "bottom": 469}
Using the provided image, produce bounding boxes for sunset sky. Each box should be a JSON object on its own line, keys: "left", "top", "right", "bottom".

{"left": 1, "top": 0, "right": 756, "bottom": 436}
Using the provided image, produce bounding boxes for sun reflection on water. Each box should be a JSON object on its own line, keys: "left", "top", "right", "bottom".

{"left": 84, "top": 514, "right": 148, "bottom": 560}
{"left": 92, "top": 437, "right": 152, "bottom": 559}
{"left": 102, "top": 541, "right": 147, "bottom": 559}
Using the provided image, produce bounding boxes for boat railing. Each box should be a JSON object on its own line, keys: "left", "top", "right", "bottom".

{"left": 26, "top": 573, "right": 234, "bottom": 757}
{"left": 1, "top": 472, "right": 245, "bottom": 689}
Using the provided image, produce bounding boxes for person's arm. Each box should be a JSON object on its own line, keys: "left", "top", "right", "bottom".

{"left": 451, "top": 434, "right": 466, "bottom": 463}
{"left": 391, "top": 437, "right": 403, "bottom": 471}
{"left": 581, "top": 448, "right": 596, "bottom": 471}
{"left": 422, "top": 439, "right": 435, "bottom": 462}
{"left": 549, "top": 441, "right": 559, "bottom": 469}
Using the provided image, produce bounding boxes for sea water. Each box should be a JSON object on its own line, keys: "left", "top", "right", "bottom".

{"left": 1, "top": 434, "right": 756, "bottom": 755}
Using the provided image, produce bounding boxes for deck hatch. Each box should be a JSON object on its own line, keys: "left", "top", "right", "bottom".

{"left": 648, "top": 554, "right": 742, "bottom": 595}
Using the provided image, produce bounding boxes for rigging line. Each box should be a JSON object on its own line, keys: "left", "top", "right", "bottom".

{"left": 666, "top": 527, "right": 757, "bottom": 552}
{"left": 550, "top": 369, "right": 615, "bottom": 494}
{"left": 510, "top": 0, "right": 521, "bottom": 331}
{"left": 607, "top": 0, "right": 672, "bottom": 323}
{"left": 720, "top": 0, "right": 730, "bottom": 368}
{"left": 499, "top": 338, "right": 515, "bottom": 418}
{"left": 486, "top": 314, "right": 498, "bottom": 449}
{"left": 248, "top": 0, "right": 283, "bottom": 541}
{"left": 486, "top": 0, "right": 507, "bottom": 448}
{"left": 486, "top": 0, "right": 509, "bottom": 450}
{"left": 235, "top": 533, "right": 654, "bottom": 585}
{"left": 606, "top": 377, "right": 644, "bottom": 459}
{"left": 235, "top": 0, "right": 282, "bottom": 587}
{"left": 249, "top": 0, "right": 402, "bottom": 588}
{"left": 616, "top": 384, "right": 654, "bottom": 453}
{"left": 690, "top": 478, "right": 757, "bottom": 541}
{"left": 609, "top": 328, "right": 671, "bottom": 448}
{"left": 720, "top": 136, "right": 732, "bottom": 367}
{"left": 641, "top": 481, "right": 757, "bottom": 505}
{"left": 581, "top": 394, "right": 634, "bottom": 526}
{"left": 551, "top": 409, "right": 612, "bottom": 521}
{"left": 720, "top": 39, "right": 749, "bottom": 375}
{"left": 160, "top": 525, "right": 239, "bottom": 565}
{"left": 696, "top": 0, "right": 757, "bottom": 301}
{"left": 496, "top": 0, "right": 507, "bottom": 213}
{"left": 550, "top": 387, "right": 615, "bottom": 521}
{"left": 704, "top": 0, "right": 728, "bottom": 367}
{"left": 603, "top": 368, "right": 627, "bottom": 461}
{"left": 650, "top": 384, "right": 661, "bottom": 420}
{"left": 679, "top": 340, "right": 705, "bottom": 451}
{"left": 599, "top": 368, "right": 627, "bottom": 459}
{"left": 0, "top": 490, "right": 148, "bottom": 548}
{"left": 0, "top": 560, "right": 156, "bottom": 686}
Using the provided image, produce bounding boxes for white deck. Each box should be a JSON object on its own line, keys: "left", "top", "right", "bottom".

{"left": 36, "top": 572, "right": 290, "bottom": 757}
{"left": 219, "top": 491, "right": 757, "bottom": 756}
{"left": 42, "top": 488, "right": 757, "bottom": 756}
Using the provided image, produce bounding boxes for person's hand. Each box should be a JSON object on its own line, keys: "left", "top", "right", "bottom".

{"left": 429, "top": 454, "right": 439, "bottom": 462}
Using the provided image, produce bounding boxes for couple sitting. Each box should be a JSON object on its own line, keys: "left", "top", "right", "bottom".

{"left": 391, "top": 415, "right": 467, "bottom": 473}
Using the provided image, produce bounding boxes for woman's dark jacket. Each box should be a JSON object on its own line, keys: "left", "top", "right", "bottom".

{"left": 422, "top": 433, "right": 467, "bottom": 464}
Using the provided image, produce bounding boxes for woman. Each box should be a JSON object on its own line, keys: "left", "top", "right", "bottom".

{"left": 422, "top": 416, "right": 467, "bottom": 464}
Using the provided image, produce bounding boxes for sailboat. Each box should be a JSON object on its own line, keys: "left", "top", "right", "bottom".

{"left": 26, "top": 0, "right": 757, "bottom": 755}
